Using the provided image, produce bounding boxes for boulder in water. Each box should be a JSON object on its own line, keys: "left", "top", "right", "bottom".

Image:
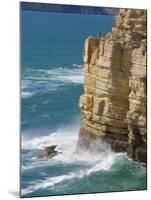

{"left": 37, "top": 145, "right": 59, "bottom": 160}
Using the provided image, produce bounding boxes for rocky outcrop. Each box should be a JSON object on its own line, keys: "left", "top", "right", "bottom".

{"left": 37, "top": 145, "right": 59, "bottom": 160}
{"left": 78, "top": 9, "right": 147, "bottom": 162}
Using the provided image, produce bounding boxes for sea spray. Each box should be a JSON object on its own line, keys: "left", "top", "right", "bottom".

{"left": 21, "top": 123, "right": 123, "bottom": 196}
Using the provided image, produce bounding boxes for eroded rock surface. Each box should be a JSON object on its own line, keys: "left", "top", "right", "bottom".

{"left": 78, "top": 9, "right": 147, "bottom": 162}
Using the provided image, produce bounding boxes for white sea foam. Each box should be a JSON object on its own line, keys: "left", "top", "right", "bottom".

{"left": 22, "top": 123, "right": 79, "bottom": 157}
{"left": 21, "top": 121, "right": 123, "bottom": 196}
{"left": 73, "top": 64, "right": 83, "bottom": 68}
{"left": 22, "top": 158, "right": 49, "bottom": 171}
{"left": 21, "top": 80, "right": 32, "bottom": 90}
{"left": 35, "top": 66, "right": 84, "bottom": 84}
{"left": 22, "top": 91, "right": 34, "bottom": 98}
{"left": 21, "top": 64, "right": 84, "bottom": 98}
{"left": 22, "top": 124, "right": 115, "bottom": 164}
{"left": 21, "top": 173, "right": 75, "bottom": 195}
{"left": 21, "top": 151, "right": 120, "bottom": 196}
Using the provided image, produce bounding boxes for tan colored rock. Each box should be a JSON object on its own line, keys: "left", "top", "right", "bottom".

{"left": 77, "top": 9, "right": 147, "bottom": 163}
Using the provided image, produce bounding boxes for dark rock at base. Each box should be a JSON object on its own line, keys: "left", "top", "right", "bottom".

{"left": 76, "top": 127, "right": 128, "bottom": 154}
{"left": 110, "top": 140, "right": 128, "bottom": 152}
{"left": 37, "top": 145, "right": 59, "bottom": 160}
{"left": 135, "top": 147, "right": 147, "bottom": 163}
{"left": 127, "top": 144, "right": 147, "bottom": 163}
{"left": 76, "top": 127, "right": 147, "bottom": 163}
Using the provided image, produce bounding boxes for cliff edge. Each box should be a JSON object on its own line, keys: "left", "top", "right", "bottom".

{"left": 77, "top": 9, "right": 147, "bottom": 163}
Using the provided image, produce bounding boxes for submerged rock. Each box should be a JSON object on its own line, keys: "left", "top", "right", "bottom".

{"left": 37, "top": 145, "right": 59, "bottom": 160}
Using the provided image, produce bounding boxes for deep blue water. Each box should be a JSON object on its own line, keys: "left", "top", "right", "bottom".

{"left": 21, "top": 10, "right": 146, "bottom": 197}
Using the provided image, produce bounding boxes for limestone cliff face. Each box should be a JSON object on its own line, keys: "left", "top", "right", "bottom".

{"left": 78, "top": 9, "right": 147, "bottom": 162}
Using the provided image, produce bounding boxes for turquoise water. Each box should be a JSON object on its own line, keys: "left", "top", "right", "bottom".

{"left": 21, "top": 10, "right": 146, "bottom": 197}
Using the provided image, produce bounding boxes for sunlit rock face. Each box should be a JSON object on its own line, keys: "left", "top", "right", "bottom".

{"left": 78, "top": 9, "right": 147, "bottom": 163}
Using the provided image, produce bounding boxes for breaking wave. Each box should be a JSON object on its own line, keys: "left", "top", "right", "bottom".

{"left": 21, "top": 123, "right": 123, "bottom": 196}
{"left": 21, "top": 150, "right": 120, "bottom": 196}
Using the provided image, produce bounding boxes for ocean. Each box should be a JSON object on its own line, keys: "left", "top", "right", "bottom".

{"left": 21, "top": 10, "right": 146, "bottom": 197}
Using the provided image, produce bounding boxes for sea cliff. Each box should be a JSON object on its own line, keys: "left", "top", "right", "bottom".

{"left": 77, "top": 9, "right": 147, "bottom": 163}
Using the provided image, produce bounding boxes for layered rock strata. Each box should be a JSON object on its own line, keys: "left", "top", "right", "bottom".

{"left": 78, "top": 9, "right": 147, "bottom": 162}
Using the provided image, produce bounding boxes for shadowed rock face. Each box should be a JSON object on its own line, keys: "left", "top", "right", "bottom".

{"left": 78, "top": 9, "right": 147, "bottom": 163}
